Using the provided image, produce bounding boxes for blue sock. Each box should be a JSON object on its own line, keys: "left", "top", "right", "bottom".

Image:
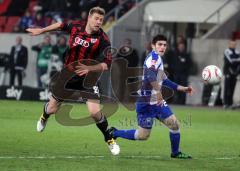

{"left": 113, "top": 129, "right": 136, "bottom": 140}
{"left": 169, "top": 130, "right": 180, "bottom": 155}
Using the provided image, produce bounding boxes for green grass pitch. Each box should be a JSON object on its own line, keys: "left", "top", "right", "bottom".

{"left": 0, "top": 100, "right": 240, "bottom": 171}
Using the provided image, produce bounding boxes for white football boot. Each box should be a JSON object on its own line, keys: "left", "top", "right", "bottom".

{"left": 107, "top": 138, "right": 120, "bottom": 155}
{"left": 37, "top": 115, "right": 48, "bottom": 132}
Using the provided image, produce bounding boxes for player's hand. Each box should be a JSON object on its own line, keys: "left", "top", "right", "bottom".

{"left": 75, "top": 63, "right": 91, "bottom": 76}
{"left": 26, "top": 28, "right": 43, "bottom": 36}
{"left": 183, "top": 86, "right": 194, "bottom": 95}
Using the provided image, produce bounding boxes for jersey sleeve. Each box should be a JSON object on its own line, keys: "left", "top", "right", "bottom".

{"left": 144, "top": 53, "right": 161, "bottom": 82}
{"left": 144, "top": 67, "right": 157, "bottom": 82}
{"left": 95, "top": 32, "right": 112, "bottom": 68}
{"left": 60, "top": 22, "right": 73, "bottom": 33}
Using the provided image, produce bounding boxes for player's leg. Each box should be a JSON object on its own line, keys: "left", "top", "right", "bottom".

{"left": 37, "top": 95, "right": 62, "bottom": 132}
{"left": 161, "top": 114, "right": 191, "bottom": 159}
{"left": 9, "top": 69, "right": 15, "bottom": 86}
{"left": 162, "top": 115, "right": 181, "bottom": 155}
{"left": 109, "top": 102, "right": 153, "bottom": 141}
{"left": 229, "top": 75, "right": 237, "bottom": 106}
{"left": 223, "top": 74, "right": 231, "bottom": 107}
{"left": 110, "top": 126, "right": 151, "bottom": 140}
{"left": 86, "top": 99, "right": 120, "bottom": 155}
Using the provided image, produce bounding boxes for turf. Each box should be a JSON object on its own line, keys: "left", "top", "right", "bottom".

{"left": 0, "top": 100, "right": 240, "bottom": 171}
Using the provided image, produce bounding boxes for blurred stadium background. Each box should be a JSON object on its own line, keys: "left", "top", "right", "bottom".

{"left": 0, "top": 0, "right": 240, "bottom": 170}
{"left": 0, "top": 0, "right": 239, "bottom": 106}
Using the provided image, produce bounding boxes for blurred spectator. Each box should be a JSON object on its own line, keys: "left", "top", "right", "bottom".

{"left": 18, "top": 10, "right": 33, "bottom": 32}
{"left": 32, "top": 1, "right": 44, "bottom": 15}
{"left": 32, "top": 35, "right": 52, "bottom": 88}
{"left": 41, "top": 36, "right": 67, "bottom": 85}
{"left": 176, "top": 35, "right": 186, "bottom": 46}
{"left": 118, "top": 38, "right": 139, "bottom": 67}
{"left": 12, "top": 25, "right": 21, "bottom": 33}
{"left": 9, "top": 36, "right": 28, "bottom": 86}
{"left": 102, "top": 15, "right": 115, "bottom": 32}
{"left": 171, "top": 42, "right": 192, "bottom": 104}
{"left": 33, "top": 12, "right": 46, "bottom": 28}
{"left": 52, "top": 35, "right": 67, "bottom": 64}
{"left": 223, "top": 39, "right": 240, "bottom": 108}
{"left": 0, "top": 53, "right": 10, "bottom": 85}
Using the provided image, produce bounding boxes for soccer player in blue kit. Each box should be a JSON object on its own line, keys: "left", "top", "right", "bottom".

{"left": 109, "top": 34, "right": 193, "bottom": 159}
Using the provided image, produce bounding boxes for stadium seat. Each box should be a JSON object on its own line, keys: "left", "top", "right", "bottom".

{"left": 0, "top": 16, "right": 7, "bottom": 25}
{"left": 232, "top": 31, "right": 240, "bottom": 39}
{"left": 0, "top": 16, "right": 7, "bottom": 32}
{"left": 0, "top": 0, "right": 12, "bottom": 15}
{"left": 3, "top": 16, "right": 20, "bottom": 32}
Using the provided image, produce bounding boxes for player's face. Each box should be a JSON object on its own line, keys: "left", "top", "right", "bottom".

{"left": 152, "top": 40, "right": 167, "bottom": 56}
{"left": 88, "top": 13, "right": 104, "bottom": 32}
{"left": 16, "top": 36, "right": 22, "bottom": 45}
{"left": 229, "top": 40, "right": 236, "bottom": 49}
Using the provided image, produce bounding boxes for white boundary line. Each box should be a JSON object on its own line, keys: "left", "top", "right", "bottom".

{"left": 0, "top": 156, "right": 239, "bottom": 160}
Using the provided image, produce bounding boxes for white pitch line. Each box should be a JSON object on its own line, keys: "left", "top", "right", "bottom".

{"left": 0, "top": 156, "right": 239, "bottom": 160}
{"left": 215, "top": 157, "right": 238, "bottom": 160}
{"left": 0, "top": 156, "right": 105, "bottom": 159}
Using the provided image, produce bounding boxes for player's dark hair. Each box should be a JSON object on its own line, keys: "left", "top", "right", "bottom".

{"left": 89, "top": 6, "right": 105, "bottom": 16}
{"left": 152, "top": 34, "right": 167, "bottom": 45}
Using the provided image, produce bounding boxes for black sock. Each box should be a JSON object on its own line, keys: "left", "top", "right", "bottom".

{"left": 96, "top": 114, "right": 110, "bottom": 142}
{"left": 42, "top": 103, "right": 50, "bottom": 120}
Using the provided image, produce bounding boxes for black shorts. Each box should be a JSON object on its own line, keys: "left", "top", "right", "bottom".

{"left": 52, "top": 75, "right": 101, "bottom": 102}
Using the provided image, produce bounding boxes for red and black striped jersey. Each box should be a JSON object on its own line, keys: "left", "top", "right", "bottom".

{"left": 60, "top": 21, "right": 112, "bottom": 68}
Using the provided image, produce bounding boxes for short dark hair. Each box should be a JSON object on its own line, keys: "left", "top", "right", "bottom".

{"left": 89, "top": 6, "right": 105, "bottom": 16}
{"left": 152, "top": 34, "right": 167, "bottom": 45}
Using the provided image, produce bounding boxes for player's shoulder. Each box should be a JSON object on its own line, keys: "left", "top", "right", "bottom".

{"left": 146, "top": 51, "right": 160, "bottom": 61}
{"left": 224, "top": 48, "right": 231, "bottom": 55}
{"left": 144, "top": 51, "right": 163, "bottom": 68}
{"left": 151, "top": 51, "right": 160, "bottom": 60}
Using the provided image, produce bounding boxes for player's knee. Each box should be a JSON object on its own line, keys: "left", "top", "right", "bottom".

{"left": 170, "top": 121, "right": 180, "bottom": 130}
{"left": 137, "top": 132, "right": 150, "bottom": 140}
{"left": 90, "top": 112, "right": 98, "bottom": 119}
{"left": 47, "top": 103, "right": 60, "bottom": 114}
{"left": 90, "top": 112, "right": 102, "bottom": 121}
{"left": 165, "top": 116, "right": 180, "bottom": 130}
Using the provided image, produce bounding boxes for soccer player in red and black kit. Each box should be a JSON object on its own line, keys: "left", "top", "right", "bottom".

{"left": 26, "top": 7, "right": 120, "bottom": 155}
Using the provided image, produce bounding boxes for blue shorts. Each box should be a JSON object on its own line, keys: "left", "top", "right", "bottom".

{"left": 136, "top": 101, "right": 173, "bottom": 129}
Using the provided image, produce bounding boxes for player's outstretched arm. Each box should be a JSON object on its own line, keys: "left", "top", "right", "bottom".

{"left": 177, "top": 85, "right": 194, "bottom": 95}
{"left": 162, "top": 78, "right": 194, "bottom": 95}
{"left": 26, "top": 22, "right": 62, "bottom": 36}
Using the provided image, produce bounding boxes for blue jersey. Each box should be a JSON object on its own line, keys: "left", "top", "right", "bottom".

{"left": 138, "top": 50, "right": 166, "bottom": 105}
{"left": 136, "top": 50, "right": 174, "bottom": 128}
